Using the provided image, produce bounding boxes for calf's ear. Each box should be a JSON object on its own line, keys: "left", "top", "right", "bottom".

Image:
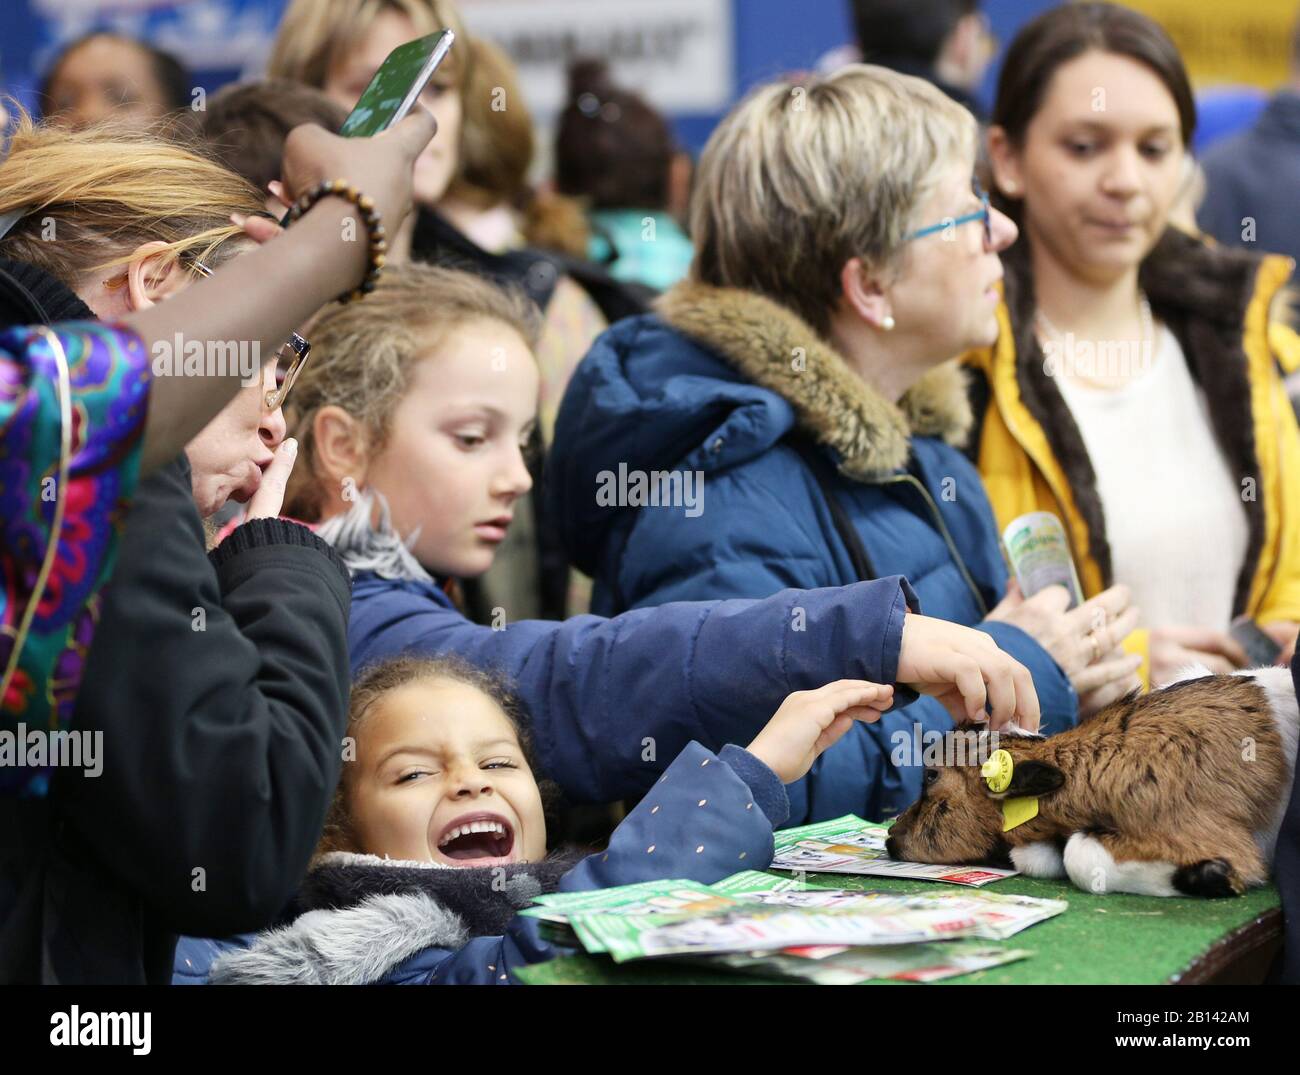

{"left": 1005, "top": 760, "right": 1064, "bottom": 798}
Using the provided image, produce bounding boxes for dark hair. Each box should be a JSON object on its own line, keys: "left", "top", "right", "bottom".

{"left": 192, "top": 79, "right": 347, "bottom": 194}
{"left": 852, "top": 0, "right": 980, "bottom": 69}
{"left": 992, "top": 3, "right": 1198, "bottom": 387}
{"left": 554, "top": 59, "right": 677, "bottom": 210}
{"left": 39, "top": 31, "right": 192, "bottom": 116}
{"left": 316, "top": 655, "right": 562, "bottom": 859}
{"left": 992, "top": 2, "right": 1195, "bottom": 154}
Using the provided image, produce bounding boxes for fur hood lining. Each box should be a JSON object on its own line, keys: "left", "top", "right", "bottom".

{"left": 656, "top": 281, "right": 973, "bottom": 479}
{"left": 210, "top": 891, "right": 470, "bottom": 985}
{"left": 209, "top": 849, "right": 589, "bottom": 984}
{"left": 1000, "top": 230, "right": 1278, "bottom": 610}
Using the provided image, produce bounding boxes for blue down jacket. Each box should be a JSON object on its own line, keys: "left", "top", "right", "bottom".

{"left": 547, "top": 282, "right": 1078, "bottom": 821}
{"left": 174, "top": 528, "right": 920, "bottom": 983}
{"left": 341, "top": 567, "right": 918, "bottom": 810}
{"left": 175, "top": 741, "right": 787, "bottom": 984}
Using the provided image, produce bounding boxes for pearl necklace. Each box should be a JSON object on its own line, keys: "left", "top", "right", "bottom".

{"left": 1034, "top": 295, "right": 1155, "bottom": 389}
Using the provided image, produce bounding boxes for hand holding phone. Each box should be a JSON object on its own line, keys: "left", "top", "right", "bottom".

{"left": 340, "top": 29, "right": 455, "bottom": 138}
{"left": 1229, "top": 615, "right": 1283, "bottom": 666}
{"left": 274, "top": 30, "right": 453, "bottom": 229}
{"left": 274, "top": 110, "right": 436, "bottom": 238}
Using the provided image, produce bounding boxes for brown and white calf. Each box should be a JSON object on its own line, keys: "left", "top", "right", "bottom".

{"left": 885, "top": 667, "right": 1299, "bottom": 897}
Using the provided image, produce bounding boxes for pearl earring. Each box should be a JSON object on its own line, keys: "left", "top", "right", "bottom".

{"left": 882, "top": 315, "right": 896, "bottom": 331}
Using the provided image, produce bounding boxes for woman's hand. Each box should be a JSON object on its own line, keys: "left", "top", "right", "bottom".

{"left": 229, "top": 181, "right": 290, "bottom": 245}
{"left": 280, "top": 109, "right": 435, "bottom": 234}
{"left": 245, "top": 438, "right": 297, "bottom": 521}
{"left": 747, "top": 680, "right": 894, "bottom": 785}
{"left": 230, "top": 210, "right": 283, "bottom": 246}
{"left": 1074, "top": 644, "right": 1143, "bottom": 718}
{"left": 987, "top": 582, "right": 1139, "bottom": 698}
{"left": 1149, "top": 625, "right": 1249, "bottom": 686}
{"left": 1261, "top": 621, "right": 1300, "bottom": 665}
{"left": 896, "top": 613, "right": 1040, "bottom": 731}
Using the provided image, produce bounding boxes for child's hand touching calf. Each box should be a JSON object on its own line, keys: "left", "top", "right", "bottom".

{"left": 746, "top": 680, "right": 893, "bottom": 785}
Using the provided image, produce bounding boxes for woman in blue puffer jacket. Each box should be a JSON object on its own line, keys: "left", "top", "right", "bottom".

{"left": 548, "top": 65, "right": 1144, "bottom": 824}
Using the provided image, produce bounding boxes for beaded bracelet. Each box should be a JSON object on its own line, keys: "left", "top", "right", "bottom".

{"left": 285, "top": 179, "right": 388, "bottom": 304}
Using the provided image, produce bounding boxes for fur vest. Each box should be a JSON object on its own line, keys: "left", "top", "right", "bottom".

{"left": 966, "top": 228, "right": 1300, "bottom": 622}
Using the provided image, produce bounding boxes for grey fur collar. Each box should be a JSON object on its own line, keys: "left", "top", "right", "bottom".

{"left": 656, "top": 280, "right": 973, "bottom": 479}
{"left": 209, "top": 850, "right": 585, "bottom": 985}
{"left": 210, "top": 889, "right": 470, "bottom": 985}
{"left": 316, "top": 491, "right": 433, "bottom": 585}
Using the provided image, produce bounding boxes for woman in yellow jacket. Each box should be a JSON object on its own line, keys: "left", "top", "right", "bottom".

{"left": 964, "top": 2, "right": 1300, "bottom": 689}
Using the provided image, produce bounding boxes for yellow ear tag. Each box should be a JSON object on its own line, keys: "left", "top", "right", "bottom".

{"left": 1000, "top": 796, "right": 1038, "bottom": 832}
{"left": 981, "top": 749, "right": 1014, "bottom": 793}
{"left": 981, "top": 749, "right": 1039, "bottom": 832}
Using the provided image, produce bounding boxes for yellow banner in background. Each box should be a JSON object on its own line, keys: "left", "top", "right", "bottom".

{"left": 1125, "top": 0, "right": 1297, "bottom": 88}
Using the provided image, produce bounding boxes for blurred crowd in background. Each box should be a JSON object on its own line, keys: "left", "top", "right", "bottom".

{"left": 9, "top": 0, "right": 1300, "bottom": 279}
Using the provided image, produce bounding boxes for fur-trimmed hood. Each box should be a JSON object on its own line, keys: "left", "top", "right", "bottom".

{"left": 209, "top": 850, "right": 584, "bottom": 985}
{"left": 549, "top": 281, "right": 972, "bottom": 576}
{"left": 655, "top": 282, "right": 974, "bottom": 477}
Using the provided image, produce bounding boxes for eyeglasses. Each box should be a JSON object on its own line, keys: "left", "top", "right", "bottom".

{"left": 192, "top": 260, "right": 311, "bottom": 411}
{"left": 905, "top": 176, "right": 992, "bottom": 245}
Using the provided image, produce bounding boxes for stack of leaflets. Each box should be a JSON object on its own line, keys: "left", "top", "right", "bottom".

{"left": 771, "top": 814, "right": 1018, "bottom": 886}
{"left": 522, "top": 868, "right": 1066, "bottom": 983}
{"left": 524, "top": 870, "right": 800, "bottom": 951}
{"left": 709, "top": 940, "right": 1033, "bottom": 984}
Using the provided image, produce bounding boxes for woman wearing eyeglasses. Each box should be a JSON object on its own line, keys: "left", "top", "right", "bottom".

{"left": 0, "top": 113, "right": 316, "bottom": 521}
{"left": 964, "top": 3, "right": 1300, "bottom": 690}
{"left": 547, "top": 64, "right": 1139, "bottom": 824}
{"left": 0, "top": 104, "right": 438, "bottom": 982}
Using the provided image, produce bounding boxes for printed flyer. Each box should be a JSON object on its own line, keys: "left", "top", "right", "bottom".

{"left": 545, "top": 885, "right": 1066, "bottom": 963}
{"left": 772, "top": 814, "right": 1018, "bottom": 886}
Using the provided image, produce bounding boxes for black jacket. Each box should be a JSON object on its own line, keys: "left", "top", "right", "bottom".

{"left": 411, "top": 208, "right": 655, "bottom": 326}
{"left": 0, "top": 456, "right": 353, "bottom": 983}
{"left": 0, "top": 256, "right": 95, "bottom": 331}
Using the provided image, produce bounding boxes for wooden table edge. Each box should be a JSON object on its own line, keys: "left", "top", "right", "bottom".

{"left": 1170, "top": 906, "right": 1283, "bottom": 984}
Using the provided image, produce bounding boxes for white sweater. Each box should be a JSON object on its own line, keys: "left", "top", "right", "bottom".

{"left": 1055, "top": 325, "right": 1249, "bottom": 631}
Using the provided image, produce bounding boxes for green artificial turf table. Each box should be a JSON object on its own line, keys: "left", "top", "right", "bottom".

{"left": 514, "top": 871, "right": 1281, "bottom": 985}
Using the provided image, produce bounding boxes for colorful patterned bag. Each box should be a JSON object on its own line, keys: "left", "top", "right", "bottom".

{"left": 0, "top": 322, "right": 149, "bottom": 796}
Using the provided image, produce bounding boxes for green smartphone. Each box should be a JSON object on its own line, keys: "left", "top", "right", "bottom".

{"left": 339, "top": 29, "right": 456, "bottom": 138}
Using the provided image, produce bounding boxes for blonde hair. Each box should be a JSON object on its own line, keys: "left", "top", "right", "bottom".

{"left": 690, "top": 64, "right": 977, "bottom": 335}
{"left": 0, "top": 106, "right": 264, "bottom": 289}
{"left": 446, "top": 35, "right": 590, "bottom": 258}
{"left": 266, "top": 0, "right": 468, "bottom": 94}
{"left": 283, "top": 263, "right": 541, "bottom": 520}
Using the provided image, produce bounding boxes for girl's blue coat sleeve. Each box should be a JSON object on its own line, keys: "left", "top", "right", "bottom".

{"left": 387, "top": 741, "right": 789, "bottom": 984}
{"left": 348, "top": 575, "right": 914, "bottom": 806}
{"left": 589, "top": 492, "right": 955, "bottom": 824}
{"left": 592, "top": 457, "right": 1075, "bottom": 823}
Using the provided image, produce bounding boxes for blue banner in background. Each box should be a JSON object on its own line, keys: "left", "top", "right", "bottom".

{"left": 0, "top": 0, "right": 288, "bottom": 111}
{"left": 0, "top": 0, "right": 1056, "bottom": 152}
